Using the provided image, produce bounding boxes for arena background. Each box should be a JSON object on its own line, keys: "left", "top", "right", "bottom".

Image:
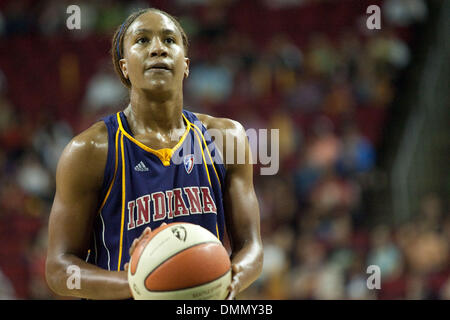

{"left": 0, "top": 0, "right": 448, "bottom": 300}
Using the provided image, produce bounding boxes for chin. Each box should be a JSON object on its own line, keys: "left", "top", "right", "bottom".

{"left": 143, "top": 83, "right": 173, "bottom": 100}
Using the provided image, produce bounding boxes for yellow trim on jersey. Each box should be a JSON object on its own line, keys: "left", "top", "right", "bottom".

{"left": 98, "top": 129, "right": 120, "bottom": 213}
{"left": 182, "top": 115, "right": 222, "bottom": 189}
{"left": 117, "top": 133, "right": 126, "bottom": 271}
{"left": 116, "top": 112, "right": 191, "bottom": 167}
{"left": 191, "top": 127, "right": 212, "bottom": 187}
{"left": 188, "top": 121, "right": 220, "bottom": 240}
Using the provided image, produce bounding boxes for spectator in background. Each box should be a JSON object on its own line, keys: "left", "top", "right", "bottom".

{"left": 337, "top": 121, "right": 376, "bottom": 177}
{"left": 16, "top": 151, "right": 52, "bottom": 200}
{"left": 186, "top": 57, "right": 233, "bottom": 105}
{"left": 383, "top": 0, "right": 428, "bottom": 26}
{"left": 31, "top": 113, "right": 73, "bottom": 174}
{"left": 3, "top": 0, "right": 34, "bottom": 36}
{"left": 294, "top": 116, "right": 340, "bottom": 200}
{"left": 0, "top": 269, "right": 16, "bottom": 299}
{"left": 322, "top": 72, "right": 356, "bottom": 116}
{"left": 83, "top": 59, "right": 128, "bottom": 113}
{"left": 285, "top": 75, "right": 324, "bottom": 113}
{"left": 346, "top": 251, "right": 376, "bottom": 299}
{"left": 305, "top": 34, "right": 339, "bottom": 78}
{"left": 367, "top": 225, "right": 402, "bottom": 281}
{"left": 96, "top": 0, "right": 125, "bottom": 33}
{"left": 366, "top": 28, "right": 411, "bottom": 72}
{"left": 38, "top": 0, "right": 67, "bottom": 36}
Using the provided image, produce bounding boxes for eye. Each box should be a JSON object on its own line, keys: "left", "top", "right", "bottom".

{"left": 165, "top": 37, "right": 175, "bottom": 44}
{"left": 136, "top": 37, "right": 148, "bottom": 44}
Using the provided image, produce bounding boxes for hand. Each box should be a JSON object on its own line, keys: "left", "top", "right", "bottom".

{"left": 226, "top": 264, "right": 243, "bottom": 300}
{"left": 124, "top": 223, "right": 167, "bottom": 272}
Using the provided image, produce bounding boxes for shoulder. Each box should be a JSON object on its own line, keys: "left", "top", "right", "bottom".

{"left": 194, "top": 112, "right": 246, "bottom": 137}
{"left": 65, "top": 121, "right": 108, "bottom": 159}
{"left": 194, "top": 113, "right": 251, "bottom": 172}
{"left": 56, "top": 121, "right": 108, "bottom": 186}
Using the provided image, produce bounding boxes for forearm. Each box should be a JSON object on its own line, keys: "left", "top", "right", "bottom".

{"left": 230, "top": 239, "right": 263, "bottom": 293}
{"left": 46, "top": 253, "right": 132, "bottom": 300}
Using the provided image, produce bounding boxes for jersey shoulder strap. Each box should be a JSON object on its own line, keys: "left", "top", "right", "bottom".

{"left": 182, "top": 109, "right": 226, "bottom": 181}
{"left": 97, "top": 113, "right": 120, "bottom": 209}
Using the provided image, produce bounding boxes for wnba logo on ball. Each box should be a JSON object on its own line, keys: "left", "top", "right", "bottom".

{"left": 172, "top": 225, "right": 187, "bottom": 242}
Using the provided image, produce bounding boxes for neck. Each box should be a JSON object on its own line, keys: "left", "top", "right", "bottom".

{"left": 125, "top": 88, "right": 185, "bottom": 135}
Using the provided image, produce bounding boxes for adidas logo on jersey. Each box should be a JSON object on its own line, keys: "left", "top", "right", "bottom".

{"left": 134, "top": 161, "right": 149, "bottom": 172}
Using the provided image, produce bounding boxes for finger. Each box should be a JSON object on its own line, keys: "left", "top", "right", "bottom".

{"left": 143, "top": 227, "right": 152, "bottom": 236}
{"left": 226, "top": 267, "right": 241, "bottom": 300}
{"left": 130, "top": 228, "right": 152, "bottom": 256}
{"left": 129, "top": 239, "right": 136, "bottom": 256}
{"left": 227, "top": 282, "right": 235, "bottom": 294}
{"left": 231, "top": 264, "right": 242, "bottom": 274}
{"left": 138, "top": 227, "right": 151, "bottom": 241}
{"left": 124, "top": 263, "right": 129, "bottom": 272}
{"left": 226, "top": 286, "right": 236, "bottom": 300}
{"left": 129, "top": 238, "right": 138, "bottom": 256}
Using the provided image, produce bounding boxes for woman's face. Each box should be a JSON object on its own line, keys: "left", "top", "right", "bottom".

{"left": 120, "top": 11, "right": 189, "bottom": 96}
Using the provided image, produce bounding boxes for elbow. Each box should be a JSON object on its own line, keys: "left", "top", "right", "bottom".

{"left": 245, "top": 240, "right": 264, "bottom": 287}
{"left": 45, "top": 255, "right": 67, "bottom": 297}
{"left": 242, "top": 239, "right": 264, "bottom": 279}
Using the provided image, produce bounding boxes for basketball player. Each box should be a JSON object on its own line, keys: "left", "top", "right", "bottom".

{"left": 45, "top": 8, "right": 263, "bottom": 300}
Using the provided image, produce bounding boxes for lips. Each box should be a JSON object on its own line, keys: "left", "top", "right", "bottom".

{"left": 146, "top": 62, "right": 171, "bottom": 71}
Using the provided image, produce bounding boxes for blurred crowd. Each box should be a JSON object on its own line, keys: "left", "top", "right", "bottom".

{"left": 0, "top": 0, "right": 448, "bottom": 300}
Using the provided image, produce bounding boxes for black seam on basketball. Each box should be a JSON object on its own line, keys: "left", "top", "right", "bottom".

{"left": 143, "top": 241, "right": 227, "bottom": 290}
{"left": 147, "top": 269, "right": 231, "bottom": 293}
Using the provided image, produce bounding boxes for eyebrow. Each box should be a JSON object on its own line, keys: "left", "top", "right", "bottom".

{"left": 132, "top": 28, "right": 177, "bottom": 35}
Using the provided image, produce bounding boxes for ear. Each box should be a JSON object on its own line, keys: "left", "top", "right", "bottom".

{"left": 184, "top": 57, "right": 190, "bottom": 79}
{"left": 119, "top": 58, "right": 129, "bottom": 80}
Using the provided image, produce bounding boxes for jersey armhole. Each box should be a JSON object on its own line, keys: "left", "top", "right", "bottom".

{"left": 96, "top": 118, "right": 117, "bottom": 212}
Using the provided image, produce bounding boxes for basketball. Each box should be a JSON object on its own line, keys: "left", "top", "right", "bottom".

{"left": 128, "top": 222, "right": 232, "bottom": 300}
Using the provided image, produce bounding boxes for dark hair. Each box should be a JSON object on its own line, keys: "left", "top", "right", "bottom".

{"left": 111, "top": 8, "right": 189, "bottom": 88}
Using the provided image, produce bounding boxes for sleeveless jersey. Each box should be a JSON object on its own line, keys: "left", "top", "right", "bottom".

{"left": 86, "top": 109, "right": 226, "bottom": 271}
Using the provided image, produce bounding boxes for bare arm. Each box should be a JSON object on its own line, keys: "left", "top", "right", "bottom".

{"left": 197, "top": 114, "right": 264, "bottom": 299}
{"left": 45, "top": 122, "right": 132, "bottom": 300}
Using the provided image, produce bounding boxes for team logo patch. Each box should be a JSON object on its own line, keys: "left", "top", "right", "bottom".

{"left": 172, "top": 225, "right": 187, "bottom": 242}
{"left": 184, "top": 154, "right": 195, "bottom": 174}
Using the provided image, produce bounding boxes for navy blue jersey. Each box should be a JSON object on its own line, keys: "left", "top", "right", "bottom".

{"left": 86, "top": 109, "right": 226, "bottom": 271}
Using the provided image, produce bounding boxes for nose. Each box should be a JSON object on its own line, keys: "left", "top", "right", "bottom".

{"left": 150, "top": 37, "right": 168, "bottom": 57}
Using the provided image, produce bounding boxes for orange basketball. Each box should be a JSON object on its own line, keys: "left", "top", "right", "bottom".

{"left": 128, "top": 222, "right": 231, "bottom": 300}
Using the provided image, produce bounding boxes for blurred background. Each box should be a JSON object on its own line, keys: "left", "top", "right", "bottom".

{"left": 0, "top": 0, "right": 449, "bottom": 299}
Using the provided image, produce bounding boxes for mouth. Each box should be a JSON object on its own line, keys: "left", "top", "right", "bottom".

{"left": 145, "top": 62, "right": 172, "bottom": 72}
